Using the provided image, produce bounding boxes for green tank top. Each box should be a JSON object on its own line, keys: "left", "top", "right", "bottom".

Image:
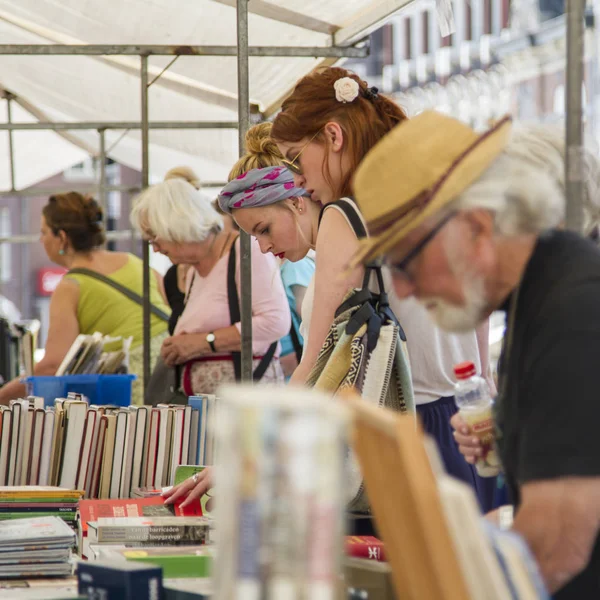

{"left": 65, "top": 253, "right": 170, "bottom": 349}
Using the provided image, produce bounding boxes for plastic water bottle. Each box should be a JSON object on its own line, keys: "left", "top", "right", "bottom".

{"left": 453, "top": 361, "right": 500, "bottom": 477}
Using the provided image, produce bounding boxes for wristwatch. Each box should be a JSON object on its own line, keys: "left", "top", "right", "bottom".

{"left": 206, "top": 332, "right": 217, "bottom": 353}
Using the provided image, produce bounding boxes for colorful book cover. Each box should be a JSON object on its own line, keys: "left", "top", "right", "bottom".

{"left": 79, "top": 496, "right": 202, "bottom": 536}
{"left": 97, "top": 545, "right": 214, "bottom": 579}
{"left": 345, "top": 536, "right": 386, "bottom": 562}
{"left": 90, "top": 516, "right": 211, "bottom": 545}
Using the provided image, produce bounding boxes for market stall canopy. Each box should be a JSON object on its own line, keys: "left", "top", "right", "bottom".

{"left": 0, "top": 0, "right": 413, "bottom": 191}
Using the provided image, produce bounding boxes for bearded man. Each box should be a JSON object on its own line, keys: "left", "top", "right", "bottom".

{"left": 351, "top": 111, "right": 600, "bottom": 599}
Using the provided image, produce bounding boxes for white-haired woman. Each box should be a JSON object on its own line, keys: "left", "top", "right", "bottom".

{"left": 131, "top": 178, "right": 290, "bottom": 395}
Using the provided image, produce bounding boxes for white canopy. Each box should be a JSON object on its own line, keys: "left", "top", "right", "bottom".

{"left": 0, "top": 0, "right": 412, "bottom": 190}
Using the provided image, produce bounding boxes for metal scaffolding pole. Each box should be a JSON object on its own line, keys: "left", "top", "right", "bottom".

{"left": 6, "top": 96, "right": 31, "bottom": 317}
{"left": 237, "top": 0, "right": 253, "bottom": 382}
{"left": 98, "top": 129, "right": 107, "bottom": 230}
{"left": 566, "top": 0, "right": 586, "bottom": 233}
{"left": 0, "top": 183, "right": 226, "bottom": 198}
{"left": 6, "top": 96, "right": 16, "bottom": 190}
{"left": 0, "top": 229, "right": 138, "bottom": 244}
{"left": 141, "top": 55, "right": 151, "bottom": 392}
{"left": 0, "top": 121, "right": 238, "bottom": 131}
{"left": 0, "top": 44, "right": 368, "bottom": 58}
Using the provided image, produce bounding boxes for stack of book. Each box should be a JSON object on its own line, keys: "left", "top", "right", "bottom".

{"left": 0, "top": 487, "right": 83, "bottom": 538}
{"left": 212, "top": 385, "right": 348, "bottom": 600}
{"left": 0, "top": 394, "right": 217, "bottom": 500}
{"left": 78, "top": 490, "right": 206, "bottom": 558}
{"left": 0, "top": 516, "right": 75, "bottom": 579}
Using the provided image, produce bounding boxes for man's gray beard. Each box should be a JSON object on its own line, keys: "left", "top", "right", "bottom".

{"left": 419, "top": 243, "right": 488, "bottom": 333}
{"left": 422, "top": 272, "right": 487, "bottom": 333}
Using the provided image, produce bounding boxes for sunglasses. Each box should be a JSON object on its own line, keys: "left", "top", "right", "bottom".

{"left": 282, "top": 128, "right": 323, "bottom": 176}
{"left": 386, "top": 212, "right": 455, "bottom": 282}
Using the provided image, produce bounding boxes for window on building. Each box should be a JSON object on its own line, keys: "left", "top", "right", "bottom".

{"left": 0, "top": 208, "right": 11, "bottom": 283}
{"left": 423, "top": 11, "right": 430, "bottom": 54}
{"left": 404, "top": 17, "right": 412, "bottom": 59}
{"left": 484, "top": 0, "right": 493, "bottom": 34}
{"left": 466, "top": 1, "right": 473, "bottom": 40}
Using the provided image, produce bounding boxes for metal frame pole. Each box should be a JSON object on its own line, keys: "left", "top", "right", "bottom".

{"left": 0, "top": 44, "right": 369, "bottom": 58}
{"left": 6, "top": 96, "right": 16, "bottom": 191}
{"left": 237, "top": 0, "right": 253, "bottom": 382}
{"left": 141, "top": 55, "right": 151, "bottom": 392}
{"left": 566, "top": 0, "right": 586, "bottom": 233}
{"left": 98, "top": 129, "right": 107, "bottom": 231}
{"left": 7, "top": 96, "right": 30, "bottom": 317}
{"left": 0, "top": 121, "right": 238, "bottom": 130}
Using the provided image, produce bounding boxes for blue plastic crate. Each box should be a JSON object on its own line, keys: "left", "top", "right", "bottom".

{"left": 26, "top": 374, "right": 136, "bottom": 408}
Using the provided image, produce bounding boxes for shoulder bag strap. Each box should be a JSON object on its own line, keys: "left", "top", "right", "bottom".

{"left": 227, "top": 242, "right": 242, "bottom": 382}
{"left": 289, "top": 312, "right": 304, "bottom": 363}
{"left": 226, "top": 240, "right": 277, "bottom": 382}
{"left": 67, "top": 267, "right": 169, "bottom": 322}
{"left": 318, "top": 198, "right": 368, "bottom": 239}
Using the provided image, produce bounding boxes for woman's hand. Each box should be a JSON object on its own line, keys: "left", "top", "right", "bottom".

{"left": 162, "top": 467, "right": 213, "bottom": 508}
{"left": 450, "top": 412, "right": 484, "bottom": 465}
{"left": 161, "top": 333, "right": 203, "bottom": 366}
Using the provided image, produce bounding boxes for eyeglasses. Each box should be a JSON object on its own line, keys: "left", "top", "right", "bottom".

{"left": 386, "top": 212, "right": 455, "bottom": 282}
{"left": 282, "top": 128, "right": 323, "bottom": 176}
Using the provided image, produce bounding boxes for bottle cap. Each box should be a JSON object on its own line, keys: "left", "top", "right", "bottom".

{"left": 454, "top": 361, "right": 476, "bottom": 380}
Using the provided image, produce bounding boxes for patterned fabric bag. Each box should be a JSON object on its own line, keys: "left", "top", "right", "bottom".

{"left": 305, "top": 199, "right": 415, "bottom": 512}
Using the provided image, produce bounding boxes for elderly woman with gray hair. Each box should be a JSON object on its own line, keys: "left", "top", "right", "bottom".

{"left": 130, "top": 178, "right": 290, "bottom": 395}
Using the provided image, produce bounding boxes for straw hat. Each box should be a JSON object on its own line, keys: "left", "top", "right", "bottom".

{"left": 350, "top": 111, "right": 513, "bottom": 267}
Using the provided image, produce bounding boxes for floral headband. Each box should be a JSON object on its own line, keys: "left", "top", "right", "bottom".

{"left": 334, "top": 77, "right": 379, "bottom": 104}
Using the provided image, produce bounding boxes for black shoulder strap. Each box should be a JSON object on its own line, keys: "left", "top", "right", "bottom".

{"left": 67, "top": 267, "right": 169, "bottom": 322}
{"left": 226, "top": 240, "right": 277, "bottom": 382}
{"left": 318, "top": 198, "right": 367, "bottom": 239}
{"left": 289, "top": 311, "right": 303, "bottom": 363}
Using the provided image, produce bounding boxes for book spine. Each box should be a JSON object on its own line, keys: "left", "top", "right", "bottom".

{"left": 345, "top": 539, "right": 386, "bottom": 562}
{"left": 234, "top": 406, "right": 261, "bottom": 600}
{"left": 96, "top": 524, "right": 210, "bottom": 545}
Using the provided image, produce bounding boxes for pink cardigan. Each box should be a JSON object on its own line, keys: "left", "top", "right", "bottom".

{"left": 174, "top": 237, "right": 290, "bottom": 356}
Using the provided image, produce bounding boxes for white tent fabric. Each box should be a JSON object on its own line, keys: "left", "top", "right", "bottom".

{"left": 0, "top": 0, "right": 412, "bottom": 190}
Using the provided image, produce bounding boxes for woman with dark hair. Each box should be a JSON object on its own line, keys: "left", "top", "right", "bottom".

{"left": 0, "top": 192, "right": 170, "bottom": 405}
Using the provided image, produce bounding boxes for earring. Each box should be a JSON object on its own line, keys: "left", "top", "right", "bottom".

{"left": 58, "top": 249, "right": 65, "bottom": 256}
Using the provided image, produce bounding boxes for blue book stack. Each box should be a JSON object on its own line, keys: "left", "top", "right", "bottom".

{"left": 77, "top": 560, "right": 163, "bottom": 600}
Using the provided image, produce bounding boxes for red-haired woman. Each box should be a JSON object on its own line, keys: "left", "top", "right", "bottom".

{"left": 270, "top": 67, "right": 497, "bottom": 515}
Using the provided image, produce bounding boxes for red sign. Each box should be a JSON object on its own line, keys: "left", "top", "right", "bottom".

{"left": 37, "top": 267, "right": 67, "bottom": 296}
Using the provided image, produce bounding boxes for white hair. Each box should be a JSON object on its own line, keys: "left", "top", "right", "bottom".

{"left": 130, "top": 179, "right": 223, "bottom": 243}
{"left": 451, "top": 123, "right": 600, "bottom": 237}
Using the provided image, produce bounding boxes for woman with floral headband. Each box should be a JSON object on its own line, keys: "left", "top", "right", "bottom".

{"left": 269, "top": 66, "right": 498, "bottom": 513}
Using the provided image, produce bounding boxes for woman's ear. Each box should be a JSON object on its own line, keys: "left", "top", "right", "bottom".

{"left": 324, "top": 122, "right": 344, "bottom": 153}
{"left": 58, "top": 229, "right": 68, "bottom": 247}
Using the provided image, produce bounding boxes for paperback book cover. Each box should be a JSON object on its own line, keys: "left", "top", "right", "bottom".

{"left": 95, "top": 545, "right": 214, "bottom": 578}
{"left": 79, "top": 496, "right": 201, "bottom": 537}
{"left": 78, "top": 560, "right": 162, "bottom": 600}
{"left": 345, "top": 536, "right": 386, "bottom": 562}
{"left": 0, "top": 516, "right": 75, "bottom": 548}
{"left": 88, "top": 516, "right": 211, "bottom": 546}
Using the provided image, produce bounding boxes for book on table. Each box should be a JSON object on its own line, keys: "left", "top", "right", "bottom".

{"left": 87, "top": 516, "right": 212, "bottom": 546}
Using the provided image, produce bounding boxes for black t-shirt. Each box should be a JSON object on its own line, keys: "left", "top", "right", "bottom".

{"left": 163, "top": 264, "right": 186, "bottom": 336}
{"left": 495, "top": 229, "right": 600, "bottom": 599}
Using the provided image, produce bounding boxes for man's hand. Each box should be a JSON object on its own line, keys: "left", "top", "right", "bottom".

{"left": 514, "top": 477, "right": 600, "bottom": 593}
{"left": 450, "top": 412, "right": 484, "bottom": 464}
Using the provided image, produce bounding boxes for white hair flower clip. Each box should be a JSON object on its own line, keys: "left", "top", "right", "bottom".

{"left": 334, "top": 77, "right": 360, "bottom": 103}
